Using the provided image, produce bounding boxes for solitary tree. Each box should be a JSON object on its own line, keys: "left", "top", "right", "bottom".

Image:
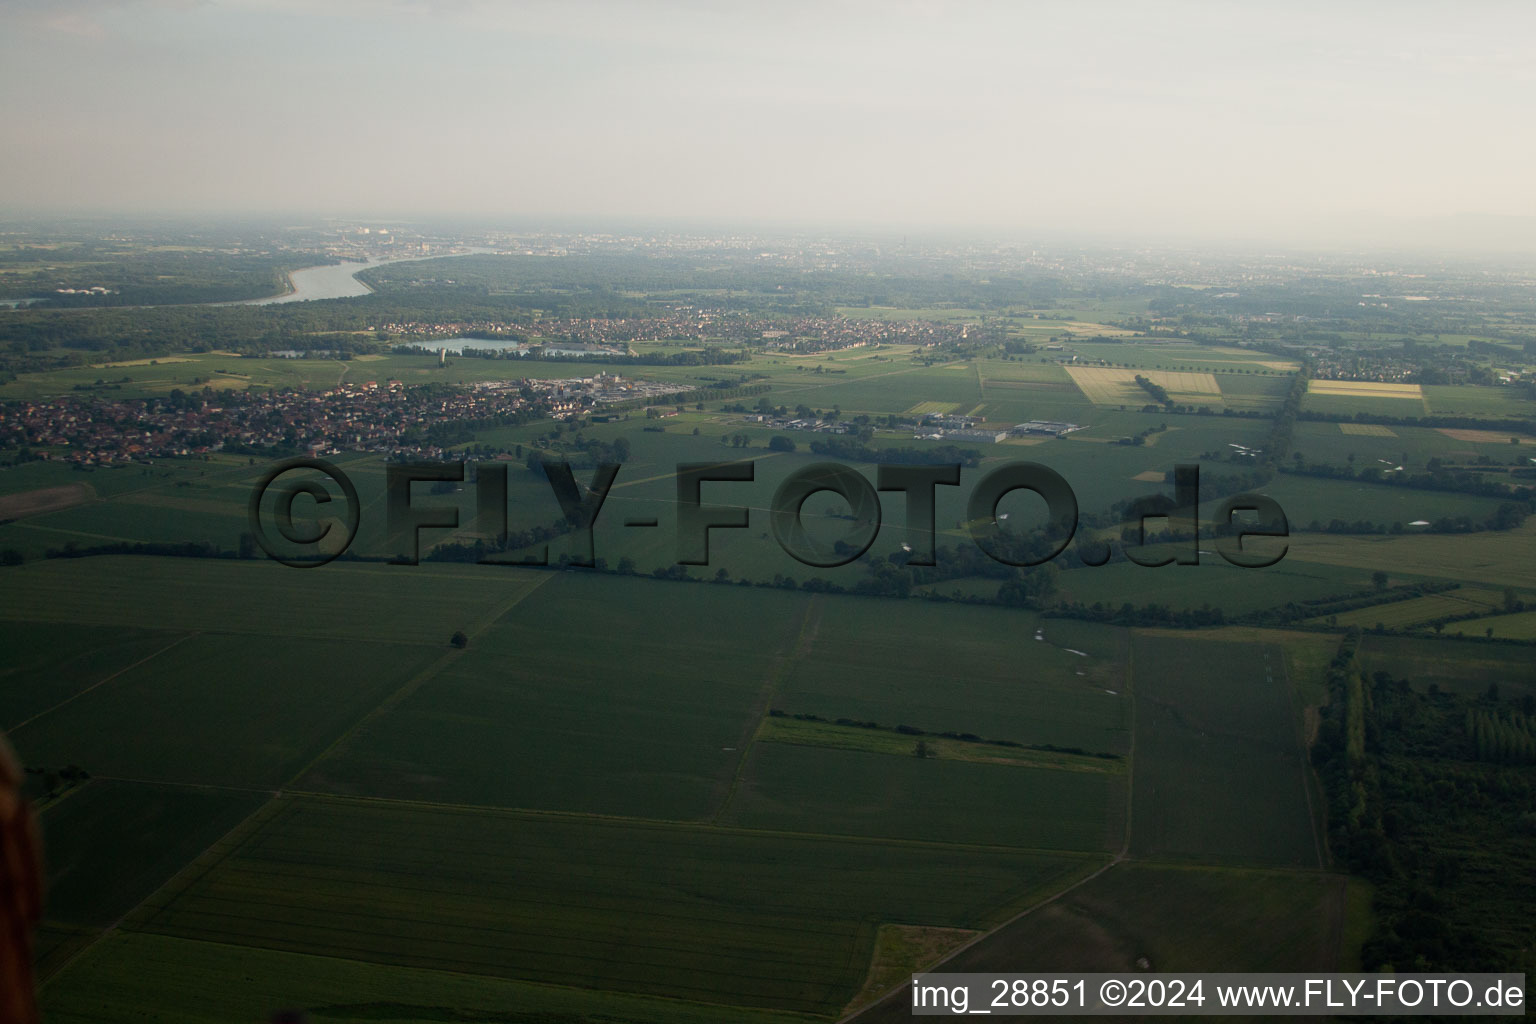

{"left": 450, "top": 630, "right": 469, "bottom": 649}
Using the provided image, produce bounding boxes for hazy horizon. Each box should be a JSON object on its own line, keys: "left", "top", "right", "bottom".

{"left": 4, "top": 0, "right": 1535, "bottom": 249}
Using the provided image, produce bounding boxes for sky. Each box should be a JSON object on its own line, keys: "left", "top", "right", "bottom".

{"left": 3, "top": 0, "right": 1535, "bottom": 245}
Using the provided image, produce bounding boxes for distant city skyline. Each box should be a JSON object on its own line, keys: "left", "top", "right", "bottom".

{"left": 3, "top": 0, "right": 1535, "bottom": 249}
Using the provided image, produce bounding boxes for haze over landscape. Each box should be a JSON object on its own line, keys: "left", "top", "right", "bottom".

{"left": 4, "top": 0, "right": 1536, "bottom": 246}
{"left": 3, "top": 3, "right": 1536, "bottom": 1022}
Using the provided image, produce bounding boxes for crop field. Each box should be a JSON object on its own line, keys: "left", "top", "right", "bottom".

{"left": 298, "top": 576, "right": 1135, "bottom": 825}
{"left": 298, "top": 574, "right": 809, "bottom": 819}
{"left": 0, "top": 564, "right": 1148, "bottom": 1019}
{"left": 1136, "top": 627, "right": 1342, "bottom": 707}
{"left": 720, "top": 743, "right": 1119, "bottom": 850}
{"left": 1452, "top": 610, "right": 1536, "bottom": 639}
{"left": 1307, "top": 380, "right": 1424, "bottom": 400}
{"left": 127, "top": 796, "right": 1099, "bottom": 1017}
{"left": 12, "top": 322, "right": 1536, "bottom": 1019}
{"left": 861, "top": 864, "right": 1351, "bottom": 1023}
{"left": 1291, "top": 420, "right": 1526, "bottom": 466}
{"left": 1285, "top": 521, "right": 1536, "bottom": 590}
{"left": 0, "top": 482, "right": 95, "bottom": 519}
{"left": 1062, "top": 344, "right": 1293, "bottom": 373}
{"left": 774, "top": 596, "right": 1130, "bottom": 755}
{"left": 851, "top": 861, "right": 1360, "bottom": 1021}
{"left": 1063, "top": 366, "right": 1223, "bottom": 406}
{"left": 0, "top": 622, "right": 182, "bottom": 728}
{"left": 3, "top": 563, "right": 1140, "bottom": 1019}
{"left": 1322, "top": 587, "right": 1507, "bottom": 630}
{"left": 1424, "top": 384, "right": 1536, "bottom": 419}
{"left": 1130, "top": 635, "right": 1320, "bottom": 868}
{"left": 1214, "top": 371, "right": 1293, "bottom": 410}
{"left": 0, "top": 455, "right": 311, "bottom": 561}
{"left": 44, "top": 932, "right": 826, "bottom": 1024}
{"left": 37, "top": 781, "right": 266, "bottom": 927}
{"left": 1259, "top": 473, "right": 1513, "bottom": 529}
{"left": 1356, "top": 635, "right": 1536, "bottom": 695}
{"left": 1054, "top": 556, "right": 1374, "bottom": 616}
{"left": 832, "top": 306, "right": 985, "bottom": 322}
{"left": 10, "top": 632, "right": 438, "bottom": 788}
{"left": 770, "top": 366, "right": 984, "bottom": 418}
{"left": 1437, "top": 427, "right": 1536, "bottom": 444}
{"left": 755, "top": 715, "right": 1124, "bottom": 774}
{"left": 0, "top": 556, "right": 550, "bottom": 644}
{"left": 1302, "top": 383, "right": 1428, "bottom": 417}
{"left": 973, "top": 358, "right": 1074, "bottom": 384}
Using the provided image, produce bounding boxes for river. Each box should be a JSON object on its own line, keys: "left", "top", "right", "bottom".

{"left": 239, "top": 249, "right": 493, "bottom": 305}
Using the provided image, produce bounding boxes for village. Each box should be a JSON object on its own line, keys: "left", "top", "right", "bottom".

{"left": 0, "top": 374, "right": 689, "bottom": 465}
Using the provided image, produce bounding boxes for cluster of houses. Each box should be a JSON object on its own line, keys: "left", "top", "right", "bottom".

{"left": 373, "top": 308, "right": 975, "bottom": 354}
{"left": 0, "top": 374, "right": 685, "bottom": 465}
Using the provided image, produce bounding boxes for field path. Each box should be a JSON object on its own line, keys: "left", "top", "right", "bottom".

{"left": 708, "top": 595, "right": 823, "bottom": 822}
{"left": 842, "top": 626, "right": 1137, "bottom": 1024}
{"left": 1274, "top": 644, "right": 1328, "bottom": 871}
{"left": 286, "top": 570, "right": 556, "bottom": 790}
{"left": 37, "top": 571, "right": 557, "bottom": 987}
{"left": 9, "top": 632, "right": 197, "bottom": 732}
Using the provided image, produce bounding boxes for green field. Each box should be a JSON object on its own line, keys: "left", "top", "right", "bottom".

{"left": 721, "top": 743, "right": 1118, "bottom": 850}
{"left": 10, "top": 632, "right": 439, "bottom": 787}
{"left": 45, "top": 932, "right": 825, "bottom": 1024}
{"left": 1053, "top": 547, "right": 1382, "bottom": 616}
{"left": 126, "top": 796, "right": 1097, "bottom": 1017}
{"left": 0, "top": 553, "right": 1360, "bottom": 1019}
{"left": 1286, "top": 521, "right": 1536, "bottom": 590}
{"left": 1301, "top": 391, "right": 1428, "bottom": 417}
{"left": 774, "top": 597, "right": 1130, "bottom": 755}
{"left": 1356, "top": 635, "right": 1536, "bottom": 695}
{"left": 1129, "top": 635, "right": 1320, "bottom": 867}
{"left": 298, "top": 574, "right": 809, "bottom": 819}
{"left": 0, "top": 556, "right": 549, "bottom": 644}
{"left": 0, "top": 622, "right": 179, "bottom": 729}
{"left": 1456, "top": 609, "right": 1536, "bottom": 639}
{"left": 1423, "top": 384, "right": 1536, "bottom": 419}
{"left": 1322, "top": 587, "right": 1506, "bottom": 630}
{"left": 11, "top": 319, "right": 1536, "bottom": 1017}
{"left": 851, "top": 862, "right": 1357, "bottom": 1022}
{"left": 931, "top": 863, "right": 1344, "bottom": 972}
{"left": 38, "top": 781, "right": 265, "bottom": 927}
{"left": 1261, "top": 473, "right": 1513, "bottom": 530}
{"left": 1291, "top": 420, "right": 1513, "bottom": 466}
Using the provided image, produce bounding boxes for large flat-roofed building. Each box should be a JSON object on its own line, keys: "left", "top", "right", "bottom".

{"left": 1010, "top": 420, "right": 1083, "bottom": 437}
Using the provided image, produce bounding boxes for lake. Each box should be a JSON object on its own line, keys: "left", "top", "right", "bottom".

{"left": 405, "top": 337, "right": 621, "bottom": 358}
